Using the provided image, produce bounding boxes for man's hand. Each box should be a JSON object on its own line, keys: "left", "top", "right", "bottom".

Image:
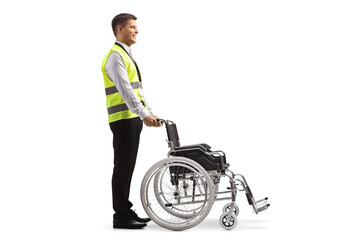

{"left": 143, "top": 115, "right": 163, "bottom": 127}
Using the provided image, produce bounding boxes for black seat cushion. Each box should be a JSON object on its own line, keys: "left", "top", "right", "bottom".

{"left": 170, "top": 145, "right": 223, "bottom": 172}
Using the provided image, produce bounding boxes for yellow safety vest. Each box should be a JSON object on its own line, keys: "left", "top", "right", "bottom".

{"left": 101, "top": 44, "right": 146, "bottom": 123}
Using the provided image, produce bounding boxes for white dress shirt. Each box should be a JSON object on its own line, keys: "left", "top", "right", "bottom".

{"left": 105, "top": 41, "right": 152, "bottom": 120}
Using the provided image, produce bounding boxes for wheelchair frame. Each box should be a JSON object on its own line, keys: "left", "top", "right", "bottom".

{"left": 140, "top": 119, "right": 270, "bottom": 230}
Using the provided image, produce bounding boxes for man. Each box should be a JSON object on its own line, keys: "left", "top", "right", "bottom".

{"left": 101, "top": 13, "right": 162, "bottom": 229}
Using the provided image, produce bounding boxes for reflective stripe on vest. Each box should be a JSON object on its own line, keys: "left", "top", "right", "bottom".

{"left": 107, "top": 101, "right": 145, "bottom": 115}
{"left": 105, "top": 82, "right": 143, "bottom": 95}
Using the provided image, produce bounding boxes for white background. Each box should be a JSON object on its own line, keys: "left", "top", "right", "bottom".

{"left": 1, "top": 0, "right": 359, "bottom": 239}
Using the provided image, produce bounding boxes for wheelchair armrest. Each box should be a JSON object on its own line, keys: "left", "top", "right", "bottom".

{"left": 206, "top": 150, "right": 225, "bottom": 157}
{"left": 174, "top": 143, "right": 211, "bottom": 152}
{"left": 205, "top": 150, "right": 229, "bottom": 170}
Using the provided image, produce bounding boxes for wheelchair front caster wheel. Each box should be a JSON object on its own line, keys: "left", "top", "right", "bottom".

{"left": 223, "top": 203, "right": 239, "bottom": 216}
{"left": 219, "top": 212, "right": 238, "bottom": 230}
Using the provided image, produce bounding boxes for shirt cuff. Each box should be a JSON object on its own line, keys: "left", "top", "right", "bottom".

{"left": 138, "top": 107, "right": 150, "bottom": 120}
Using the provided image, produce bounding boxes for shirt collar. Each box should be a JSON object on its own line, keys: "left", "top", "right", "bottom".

{"left": 115, "top": 41, "right": 131, "bottom": 55}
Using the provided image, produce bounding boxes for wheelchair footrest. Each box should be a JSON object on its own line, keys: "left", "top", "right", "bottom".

{"left": 255, "top": 197, "right": 270, "bottom": 213}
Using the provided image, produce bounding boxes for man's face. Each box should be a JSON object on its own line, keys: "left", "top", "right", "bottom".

{"left": 118, "top": 19, "right": 138, "bottom": 47}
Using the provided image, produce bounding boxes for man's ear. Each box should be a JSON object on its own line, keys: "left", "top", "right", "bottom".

{"left": 117, "top": 25, "right": 122, "bottom": 34}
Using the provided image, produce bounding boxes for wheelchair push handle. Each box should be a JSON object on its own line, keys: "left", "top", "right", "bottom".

{"left": 156, "top": 119, "right": 174, "bottom": 125}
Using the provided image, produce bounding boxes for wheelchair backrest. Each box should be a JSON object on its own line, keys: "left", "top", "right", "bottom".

{"left": 165, "top": 121, "right": 180, "bottom": 148}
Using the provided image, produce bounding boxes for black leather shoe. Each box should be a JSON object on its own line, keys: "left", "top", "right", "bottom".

{"left": 113, "top": 218, "right": 147, "bottom": 229}
{"left": 129, "top": 209, "right": 151, "bottom": 223}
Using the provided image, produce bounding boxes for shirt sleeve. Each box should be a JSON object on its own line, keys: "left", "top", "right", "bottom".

{"left": 141, "top": 86, "right": 154, "bottom": 116}
{"left": 105, "top": 52, "right": 150, "bottom": 120}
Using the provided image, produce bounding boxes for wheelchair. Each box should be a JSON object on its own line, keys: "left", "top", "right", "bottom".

{"left": 140, "top": 119, "right": 270, "bottom": 230}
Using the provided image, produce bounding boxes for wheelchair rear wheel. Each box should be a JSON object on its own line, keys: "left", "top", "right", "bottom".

{"left": 141, "top": 157, "right": 214, "bottom": 231}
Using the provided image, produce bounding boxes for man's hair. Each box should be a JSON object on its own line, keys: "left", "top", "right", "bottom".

{"left": 112, "top": 13, "right": 137, "bottom": 36}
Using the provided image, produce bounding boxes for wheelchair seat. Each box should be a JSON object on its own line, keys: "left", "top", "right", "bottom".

{"left": 164, "top": 120, "right": 229, "bottom": 172}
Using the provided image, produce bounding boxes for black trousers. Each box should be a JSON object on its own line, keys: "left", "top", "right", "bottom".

{"left": 109, "top": 117, "right": 143, "bottom": 218}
